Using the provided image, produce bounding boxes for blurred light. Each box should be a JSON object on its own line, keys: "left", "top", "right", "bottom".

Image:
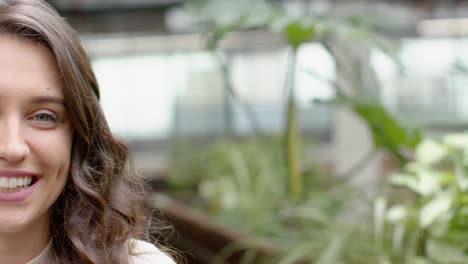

{"left": 309, "top": 0, "right": 332, "bottom": 15}
{"left": 418, "top": 18, "right": 468, "bottom": 37}
{"left": 282, "top": 0, "right": 308, "bottom": 18}
{"left": 165, "top": 6, "right": 194, "bottom": 33}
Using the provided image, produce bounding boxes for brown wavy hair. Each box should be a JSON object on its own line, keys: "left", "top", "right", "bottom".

{"left": 0, "top": 0, "right": 172, "bottom": 263}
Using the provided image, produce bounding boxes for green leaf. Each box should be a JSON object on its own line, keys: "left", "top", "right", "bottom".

{"left": 316, "top": 231, "right": 349, "bottom": 264}
{"left": 353, "top": 102, "right": 422, "bottom": 163}
{"left": 426, "top": 239, "right": 468, "bottom": 263}
{"left": 415, "top": 139, "right": 447, "bottom": 166}
{"left": 353, "top": 102, "right": 421, "bottom": 148}
{"left": 419, "top": 191, "right": 452, "bottom": 228}
{"left": 392, "top": 224, "right": 406, "bottom": 254}
{"left": 282, "top": 20, "right": 316, "bottom": 48}
{"left": 390, "top": 170, "right": 440, "bottom": 197}
{"left": 454, "top": 158, "right": 468, "bottom": 191}
{"left": 278, "top": 242, "right": 315, "bottom": 264}
{"left": 374, "top": 197, "right": 386, "bottom": 244}
{"left": 386, "top": 205, "right": 407, "bottom": 223}
{"left": 407, "top": 256, "right": 432, "bottom": 264}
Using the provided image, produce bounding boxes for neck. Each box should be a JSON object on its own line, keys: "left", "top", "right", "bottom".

{"left": 0, "top": 215, "right": 50, "bottom": 264}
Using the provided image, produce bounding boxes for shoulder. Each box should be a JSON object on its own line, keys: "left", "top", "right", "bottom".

{"left": 129, "top": 239, "right": 176, "bottom": 264}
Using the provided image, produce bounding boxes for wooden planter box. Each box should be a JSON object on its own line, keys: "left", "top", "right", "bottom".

{"left": 153, "top": 193, "right": 279, "bottom": 264}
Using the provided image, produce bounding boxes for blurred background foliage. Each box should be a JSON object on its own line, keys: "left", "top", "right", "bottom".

{"left": 49, "top": 0, "right": 468, "bottom": 263}
{"left": 168, "top": 0, "right": 424, "bottom": 262}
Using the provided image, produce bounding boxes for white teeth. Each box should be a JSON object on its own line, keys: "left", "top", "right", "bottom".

{"left": 0, "top": 178, "right": 7, "bottom": 188}
{"left": 8, "top": 178, "right": 17, "bottom": 188}
{"left": 17, "top": 178, "right": 24, "bottom": 187}
{"left": 0, "top": 176, "right": 33, "bottom": 189}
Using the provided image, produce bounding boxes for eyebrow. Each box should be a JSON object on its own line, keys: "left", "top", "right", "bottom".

{"left": 31, "top": 95, "right": 66, "bottom": 106}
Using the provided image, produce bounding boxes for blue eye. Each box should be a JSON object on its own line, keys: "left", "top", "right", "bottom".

{"left": 33, "top": 112, "right": 58, "bottom": 123}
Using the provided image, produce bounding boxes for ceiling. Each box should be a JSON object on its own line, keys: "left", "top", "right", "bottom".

{"left": 46, "top": 0, "right": 468, "bottom": 38}
{"left": 47, "top": 0, "right": 183, "bottom": 11}
{"left": 47, "top": 0, "right": 468, "bottom": 12}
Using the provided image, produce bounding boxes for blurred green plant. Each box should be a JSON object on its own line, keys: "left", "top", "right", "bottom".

{"left": 186, "top": 0, "right": 421, "bottom": 201}
{"left": 281, "top": 19, "right": 316, "bottom": 202}
{"left": 168, "top": 137, "right": 383, "bottom": 263}
{"left": 168, "top": 136, "right": 324, "bottom": 214}
{"left": 190, "top": 0, "right": 277, "bottom": 137}
{"left": 313, "top": 41, "right": 421, "bottom": 169}
{"left": 375, "top": 133, "right": 468, "bottom": 263}
{"left": 169, "top": 134, "right": 468, "bottom": 263}
{"left": 168, "top": 1, "right": 428, "bottom": 263}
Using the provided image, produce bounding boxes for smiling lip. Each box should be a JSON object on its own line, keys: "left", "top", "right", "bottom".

{"left": 0, "top": 170, "right": 40, "bottom": 202}
{"left": 0, "top": 170, "right": 38, "bottom": 177}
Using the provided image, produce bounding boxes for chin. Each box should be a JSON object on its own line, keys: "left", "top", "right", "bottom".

{"left": 0, "top": 209, "right": 48, "bottom": 235}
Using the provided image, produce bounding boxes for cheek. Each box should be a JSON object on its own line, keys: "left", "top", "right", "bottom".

{"left": 26, "top": 128, "right": 73, "bottom": 176}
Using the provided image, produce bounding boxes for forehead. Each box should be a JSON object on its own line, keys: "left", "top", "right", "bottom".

{"left": 0, "top": 33, "right": 63, "bottom": 98}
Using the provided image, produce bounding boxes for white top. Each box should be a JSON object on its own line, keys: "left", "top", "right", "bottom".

{"left": 26, "top": 239, "right": 176, "bottom": 264}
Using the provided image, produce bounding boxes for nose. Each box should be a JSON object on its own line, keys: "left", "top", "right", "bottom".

{"left": 0, "top": 119, "right": 30, "bottom": 163}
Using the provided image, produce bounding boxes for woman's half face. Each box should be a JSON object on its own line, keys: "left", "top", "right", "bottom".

{"left": 0, "top": 34, "right": 72, "bottom": 235}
